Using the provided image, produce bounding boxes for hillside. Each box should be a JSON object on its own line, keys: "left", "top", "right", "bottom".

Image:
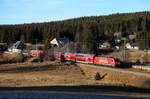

{"left": 0, "top": 11, "right": 150, "bottom": 52}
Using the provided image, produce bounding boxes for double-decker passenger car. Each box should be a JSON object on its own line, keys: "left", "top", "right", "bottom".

{"left": 75, "top": 53, "right": 93, "bottom": 63}
{"left": 64, "top": 52, "right": 76, "bottom": 61}
{"left": 29, "top": 50, "right": 43, "bottom": 57}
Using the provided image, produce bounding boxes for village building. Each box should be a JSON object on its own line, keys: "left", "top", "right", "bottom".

{"left": 100, "top": 42, "right": 111, "bottom": 49}
{"left": 8, "top": 41, "right": 26, "bottom": 53}
{"left": 50, "top": 37, "right": 70, "bottom": 47}
{"left": 126, "top": 42, "right": 139, "bottom": 50}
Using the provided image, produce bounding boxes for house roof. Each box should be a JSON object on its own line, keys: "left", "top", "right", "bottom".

{"left": 14, "top": 41, "right": 25, "bottom": 49}
{"left": 50, "top": 37, "right": 70, "bottom": 47}
{"left": 56, "top": 38, "right": 69, "bottom": 44}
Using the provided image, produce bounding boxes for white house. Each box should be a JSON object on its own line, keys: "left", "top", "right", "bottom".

{"left": 100, "top": 42, "right": 111, "bottom": 49}
{"left": 50, "top": 37, "right": 70, "bottom": 47}
{"left": 126, "top": 43, "right": 139, "bottom": 50}
{"left": 7, "top": 41, "right": 25, "bottom": 53}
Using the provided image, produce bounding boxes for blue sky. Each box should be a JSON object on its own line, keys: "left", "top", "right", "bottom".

{"left": 0, "top": 0, "right": 150, "bottom": 25}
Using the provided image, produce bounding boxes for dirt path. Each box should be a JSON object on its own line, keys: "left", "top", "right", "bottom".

{"left": 78, "top": 63, "right": 150, "bottom": 89}
{"left": 78, "top": 63, "right": 150, "bottom": 77}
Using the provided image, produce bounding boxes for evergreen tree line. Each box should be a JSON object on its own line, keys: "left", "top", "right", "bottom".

{"left": 0, "top": 11, "right": 150, "bottom": 53}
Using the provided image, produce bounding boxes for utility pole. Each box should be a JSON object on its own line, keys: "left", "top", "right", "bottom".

{"left": 67, "top": 42, "right": 69, "bottom": 52}
{"left": 124, "top": 40, "right": 126, "bottom": 61}
{"left": 123, "top": 38, "right": 126, "bottom": 61}
{"left": 35, "top": 39, "right": 37, "bottom": 50}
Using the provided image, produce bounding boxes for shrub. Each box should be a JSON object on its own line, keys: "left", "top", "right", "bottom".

{"left": 43, "top": 54, "right": 55, "bottom": 61}
{"left": 94, "top": 72, "right": 101, "bottom": 80}
{"left": 49, "top": 55, "right": 55, "bottom": 61}
{"left": 136, "top": 59, "right": 141, "bottom": 65}
{"left": 139, "top": 79, "right": 150, "bottom": 88}
{"left": 11, "top": 53, "right": 25, "bottom": 63}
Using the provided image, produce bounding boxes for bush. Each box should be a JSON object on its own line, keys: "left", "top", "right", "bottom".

{"left": 136, "top": 79, "right": 150, "bottom": 88}
{"left": 49, "top": 55, "right": 55, "bottom": 61}
{"left": 43, "top": 54, "right": 55, "bottom": 61}
{"left": 136, "top": 59, "right": 141, "bottom": 65}
{"left": 2, "top": 53, "right": 25, "bottom": 63}
{"left": 11, "top": 53, "right": 25, "bottom": 63}
{"left": 94, "top": 72, "right": 101, "bottom": 80}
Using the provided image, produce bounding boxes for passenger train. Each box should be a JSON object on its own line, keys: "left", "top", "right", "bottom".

{"left": 54, "top": 52, "right": 121, "bottom": 67}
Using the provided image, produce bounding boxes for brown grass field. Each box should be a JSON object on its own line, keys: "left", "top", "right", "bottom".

{"left": 0, "top": 60, "right": 149, "bottom": 89}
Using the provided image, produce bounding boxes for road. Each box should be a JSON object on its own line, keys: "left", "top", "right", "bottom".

{"left": 78, "top": 63, "right": 150, "bottom": 77}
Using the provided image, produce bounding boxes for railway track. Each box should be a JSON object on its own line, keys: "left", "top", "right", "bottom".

{"left": 77, "top": 63, "right": 150, "bottom": 77}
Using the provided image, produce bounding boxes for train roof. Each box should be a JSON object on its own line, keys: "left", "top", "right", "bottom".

{"left": 96, "top": 57, "right": 115, "bottom": 59}
{"left": 75, "top": 53, "right": 94, "bottom": 57}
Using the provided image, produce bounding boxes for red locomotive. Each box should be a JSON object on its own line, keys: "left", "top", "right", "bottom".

{"left": 93, "top": 57, "right": 120, "bottom": 67}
